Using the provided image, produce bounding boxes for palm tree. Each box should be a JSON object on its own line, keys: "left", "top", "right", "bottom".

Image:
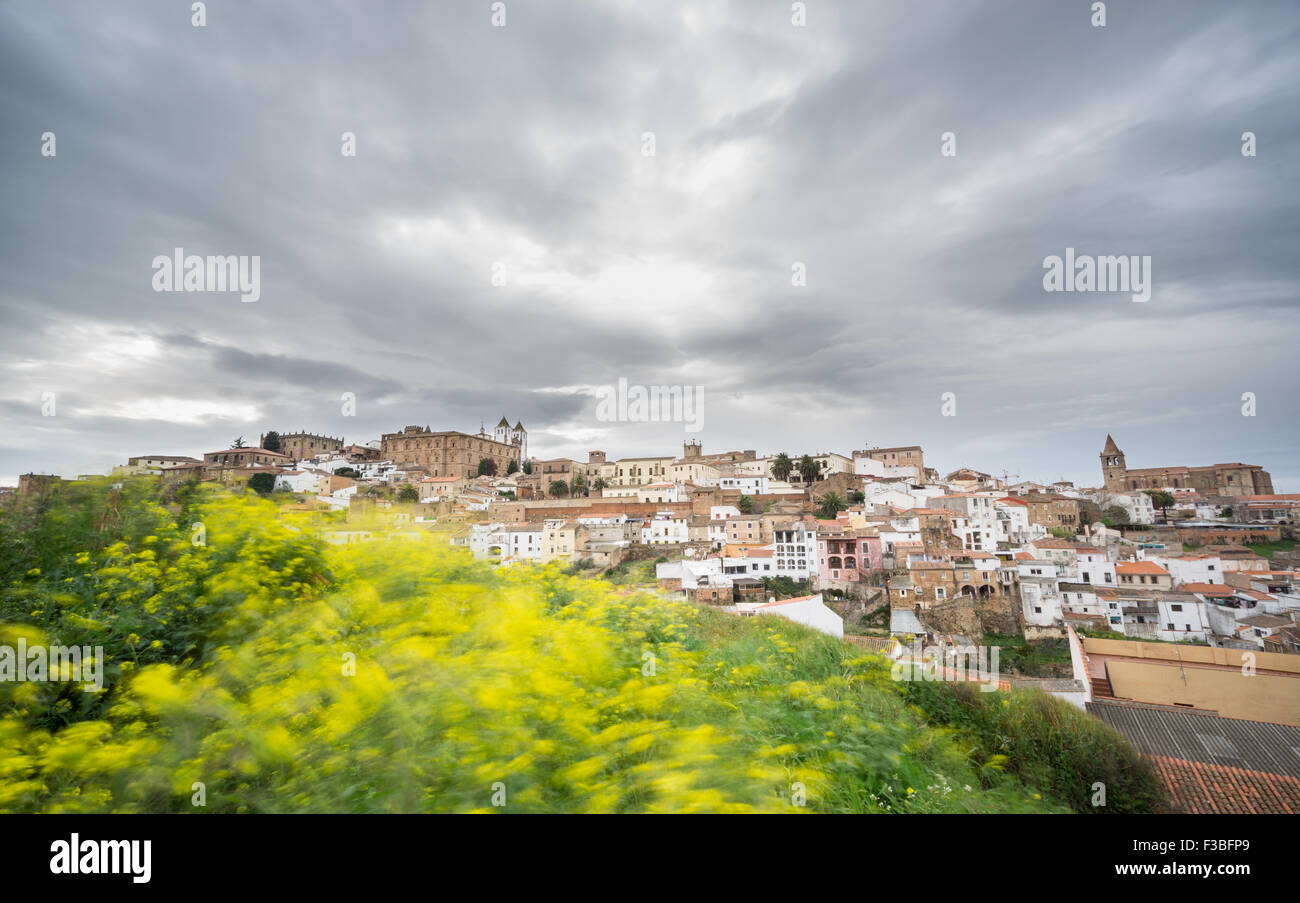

{"left": 571, "top": 473, "right": 588, "bottom": 497}
{"left": 817, "top": 492, "right": 846, "bottom": 519}
{"left": 591, "top": 477, "right": 607, "bottom": 494}
{"left": 548, "top": 479, "right": 569, "bottom": 498}
{"left": 797, "top": 454, "right": 819, "bottom": 485}
{"left": 771, "top": 452, "right": 793, "bottom": 482}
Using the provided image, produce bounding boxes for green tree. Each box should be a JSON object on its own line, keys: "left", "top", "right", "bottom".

{"left": 591, "top": 477, "right": 607, "bottom": 493}
{"left": 506, "top": 459, "right": 520, "bottom": 475}
{"left": 477, "top": 458, "right": 498, "bottom": 477}
{"left": 570, "top": 473, "right": 588, "bottom": 497}
{"left": 397, "top": 484, "right": 420, "bottom": 503}
{"left": 771, "top": 452, "right": 793, "bottom": 482}
{"left": 522, "top": 460, "right": 533, "bottom": 475}
{"left": 231, "top": 436, "right": 246, "bottom": 449}
{"left": 849, "top": 490, "right": 865, "bottom": 505}
{"left": 1144, "top": 490, "right": 1175, "bottom": 524}
{"left": 261, "top": 431, "right": 282, "bottom": 453}
{"left": 762, "top": 575, "right": 809, "bottom": 600}
{"left": 333, "top": 466, "right": 361, "bottom": 479}
{"left": 1102, "top": 505, "right": 1129, "bottom": 526}
{"left": 817, "top": 492, "right": 846, "bottom": 520}
{"left": 247, "top": 473, "right": 276, "bottom": 494}
{"left": 797, "top": 454, "right": 819, "bottom": 485}
{"left": 548, "top": 480, "right": 569, "bottom": 498}
{"left": 738, "top": 495, "right": 753, "bottom": 514}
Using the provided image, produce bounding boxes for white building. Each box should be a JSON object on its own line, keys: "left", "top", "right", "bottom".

{"left": 772, "top": 522, "right": 816, "bottom": 579}
{"left": 741, "top": 594, "right": 844, "bottom": 638}
{"left": 853, "top": 456, "right": 921, "bottom": 480}
{"left": 274, "top": 468, "right": 332, "bottom": 494}
{"left": 637, "top": 482, "right": 681, "bottom": 504}
{"left": 993, "top": 497, "right": 1045, "bottom": 544}
{"left": 642, "top": 512, "right": 690, "bottom": 544}
{"left": 1154, "top": 592, "right": 1208, "bottom": 642}
{"left": 1142, "top": 553, "right": 1225, "bottom": 587}
{"left": 1016, "top": 556, "right": 1066, "bottom": 626}
{"left": 930, "top": 493, "right": 999, "bottom": 553}
{"left": 719, "top": 474, "right": 769, "bottom": 495}
{"left": 1090, "top": 490, "right": 1156, "bottom": 526}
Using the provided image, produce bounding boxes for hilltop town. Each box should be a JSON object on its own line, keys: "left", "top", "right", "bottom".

{"left": 5, "top": 422, "right": 1299, "bottom": 811}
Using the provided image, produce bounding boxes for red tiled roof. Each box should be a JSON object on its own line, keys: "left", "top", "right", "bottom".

{"left": 1180, "top": 582, "right": 1234, "bottom": 595}
{"left": 755, "top": 594, "right": 821, "bottom": 608}
{"left": 1117, "top": 561, "right": 1170, "bottom": 576}
{"left": 1149, "top": 755, "right": 1300, "bottom": 814}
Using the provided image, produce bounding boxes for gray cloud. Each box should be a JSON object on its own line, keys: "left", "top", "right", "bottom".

{"left": 0, "top": 0, "right": 1296, "bottom": 489}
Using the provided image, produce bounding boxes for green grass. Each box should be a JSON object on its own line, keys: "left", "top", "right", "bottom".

{"left": 1242, "top": 539, "right": 1296, "bottom": 558}
{"left": 901, "top": 680, "right": 1168, "bottom": 813}
{"left": 982, "top": 633, "right": 1072, "bottom": 676}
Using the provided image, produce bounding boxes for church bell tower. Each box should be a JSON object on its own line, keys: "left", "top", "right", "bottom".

{"left": 1100, "top": 435, "right": 1126, "bottom": 490}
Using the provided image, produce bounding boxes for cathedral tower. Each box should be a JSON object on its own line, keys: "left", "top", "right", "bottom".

{"left": 1100, "top": 435, "right": 1127, "bottom": 490}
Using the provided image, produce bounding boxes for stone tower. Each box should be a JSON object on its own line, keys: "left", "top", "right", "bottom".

{"left": 509, "top": 420, "right": 527, "bottom": 461}
{"left": 493, "top": 416, "right": 510, "bottom": 446}
{"left": 1100, "top": 435, "right": 1127, "bottom": 490}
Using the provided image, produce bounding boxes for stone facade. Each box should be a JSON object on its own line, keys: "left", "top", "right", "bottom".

{"left": 1101, "top": 435, "right": 1273, "bottom": 498}
{"left": 1022, "top": 492, "right": 1084, "bottom": 531}
{"left": 853, "top": 444, "right": 925, "bottom": 472}
{"left": 262, "top": 432, "right": 344, "bottom": 461}
{"left": 203, "top": 447, "right": 291, "bottom": 467}
{"left": 380, "top": 425, "right": 522, "bottom": 480}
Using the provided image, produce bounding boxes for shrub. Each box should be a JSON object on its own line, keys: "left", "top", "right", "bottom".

{"left": 0, "top": 484, "right": 1162, "bottom": 814}
{"left": 900, "top": 680, "right": 1168, "bottom": 813}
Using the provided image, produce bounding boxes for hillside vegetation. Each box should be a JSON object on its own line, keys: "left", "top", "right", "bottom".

{"left": 0, "top": 479, "right": 1165, "bottom": 813}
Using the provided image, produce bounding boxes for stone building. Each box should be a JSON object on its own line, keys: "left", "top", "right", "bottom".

{"left": 380, "top": 424, "right": 522, "bottom": 480}
{"left": 17, "top": 473, "right": 61, "bottom": 496}
{"left": 853, "top": 444, "right": 925, "bottom": 472}
{"left": 1101, "top": 435, "right": 1273, "bottom": 498}
{"left": 490, "top": 417, "right": 528, "bottom": 461}
{"left": 534, "top": 458, "right": 583, "bottom": 494}
{"left": 1022, "top": 492, "right": 1084, "bottom": 532}
{"left": 261, "top": 432, "right": 344, "bottom": 462}
{"left": 203, "top": 447, "right": 291, "bottom": 467}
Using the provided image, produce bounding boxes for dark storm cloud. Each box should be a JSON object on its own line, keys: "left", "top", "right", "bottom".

{"left": 0, "top": 0, "right": 1296, "bottom": 488}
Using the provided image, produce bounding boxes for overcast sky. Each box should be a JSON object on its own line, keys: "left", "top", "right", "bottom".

{"left": 2, "top": 0, "right": 1297, "bottom": 490}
